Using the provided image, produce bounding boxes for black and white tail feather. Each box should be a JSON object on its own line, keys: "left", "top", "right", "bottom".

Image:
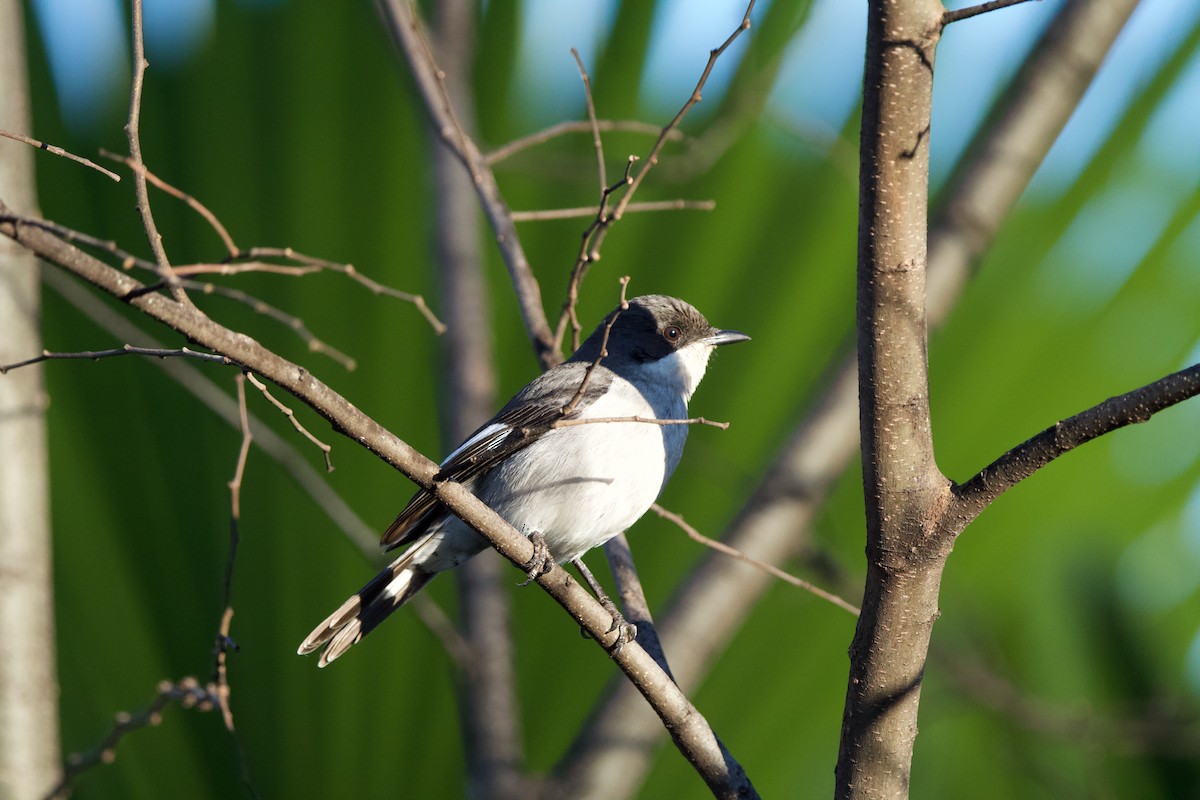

{"left": 296, "top": 536, "right": 436, "bottom": 667}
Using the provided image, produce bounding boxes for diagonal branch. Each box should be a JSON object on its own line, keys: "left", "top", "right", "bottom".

{"left": 954, "top": 363, "right": 1200, "bottom": 521}
{"left": 0, "top": 129, "right": 120, "bottom": 182}
{"left": 942, "top": 0, "right": 1040, "bottom": 26}
{"left": 377, "top": 0, "right": 556, "bottom": 367}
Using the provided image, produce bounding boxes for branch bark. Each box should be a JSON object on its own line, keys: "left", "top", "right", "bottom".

{"left": 0, "top": 1, "right": 62, "bottom": 796}
{"left": 377, "top": 0, "right": 557, "bottom": 368}
{"left": 836, "top": 4, "right": 949, "bottom": 797}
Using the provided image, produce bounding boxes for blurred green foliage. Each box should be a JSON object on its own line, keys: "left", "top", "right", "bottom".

{"left": 17, "top": 0, "right": 1200, "bottom": 798}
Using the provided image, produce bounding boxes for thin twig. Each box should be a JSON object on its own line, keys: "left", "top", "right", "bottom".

{"left": 43, "top": 678, "right": 223, "bottom": 800}
{"left": 651, "top": 504, "right": 861, "bottom": 616}
{"left": 943, "top": 0, "right": 1041, "bottom": 26}
{"left": 185, "top": 280, "right": 358, "bottom": 371}
{"left": 124, "top": 0, "right": 190, "bottom": 305}
{"left": 0, "top": 212, "right": 150, "bottom": 270}
{"left": 573, "top": 48, "right": 608, "bottom": 199}
{"left": 0, "top": 129, "right": 120, "bottom": 181}
{"left": 552, "top": 1, "right": 757, "bottom": 352}
{"left": 560, "top": 276, "right": 630, "bottom": 417}
{"left": 171, "top": 261, "right": 322, "bottom": 278}
{"left": 0, "top": 212, "right": 443, "bottom": 339}
{"left": 555, "top": 157, "right": 639, "bottom": 352}
{"left": 486, "top": 120, "right": 685, "bottom": 165}
{"left": 609, "top": 1, "right": 754, "bottom": 224}
{"left": 214, "top": 373, "right": 251, "bottom": 734}
{"left": 953, "top": 362, "right": 1200, "bottom": 522}
{"left": 244, "top": 372, "right": 334, "bottom": 472}
{"left": 553, "top": 415, "right": 729, "bottom": 430}
{"left": 233, "top": 247, "right": 447, "bottom": 334}
{"left": 511, "top": 199, "right": 715, "bottom": 223}
{"left": 1, "top": 345, "right": 232, "bottom": 374}
{"left": 100, "top": 148, "right": 237, "bottom": 254}
{"left": 378, "top": 0, "right": 555, "bottom": 365}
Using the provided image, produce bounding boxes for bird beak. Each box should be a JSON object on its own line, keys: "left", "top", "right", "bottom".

{"left": 706, "top": 329, "right": 750, "bottom": 347}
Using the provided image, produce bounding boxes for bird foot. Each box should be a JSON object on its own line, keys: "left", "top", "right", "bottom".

{"left": 596, "top": 594, "right": 638, "bottom": 655}
{"left": 518, "top": 530, "right": 554, "bottom": 586}
{"left": 571, "top": 556, "right": 637, "bottom": 654}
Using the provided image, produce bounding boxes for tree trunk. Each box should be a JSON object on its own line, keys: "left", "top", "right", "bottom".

{"left": 0, "top": 0, "right": 62, "bottom": 796}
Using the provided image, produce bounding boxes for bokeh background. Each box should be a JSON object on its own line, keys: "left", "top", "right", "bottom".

{"left": 13, "top": 0, "right": 1200, "bottom": 796}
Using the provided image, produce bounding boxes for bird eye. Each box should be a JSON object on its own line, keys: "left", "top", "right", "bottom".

{"left": 663, "top": 326, "right": 682, "bottom": 342}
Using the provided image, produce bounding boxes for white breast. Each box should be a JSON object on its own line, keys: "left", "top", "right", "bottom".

{"left": 476, "top": 375, "right": 688, "bottom": 563}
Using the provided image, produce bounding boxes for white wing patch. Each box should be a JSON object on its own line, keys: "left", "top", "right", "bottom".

{"left": 441, "top": 421, "right": 509, "bottom": 465}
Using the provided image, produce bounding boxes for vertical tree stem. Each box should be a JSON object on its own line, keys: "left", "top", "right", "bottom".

{"left": 0, "top": 0, "right": 62, "bottom": 796}
{"left": 837, "top": 1, "right": 952, "bottom": 797}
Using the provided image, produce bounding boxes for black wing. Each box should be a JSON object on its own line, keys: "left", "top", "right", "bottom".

{"left": 380, "top": 364, "right": 610, "bottom": 550}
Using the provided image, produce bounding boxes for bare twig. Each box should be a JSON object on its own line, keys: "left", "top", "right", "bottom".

{"left": 172, "top": 261, "right": 321, "bottom": 278}
{"left": 651, "top": 504, "right": 860, "bottom": 616}
{"left": 186, "top": 279, "right": 358, "bottom": 371}
{"left": 1, "top": 345, "right": 232, "bottom": 374}
{"left": 232, "top": 247, "right": 446, "bottom": 334}
{"left": 123, "top": 0, "right": 190, "bottom": 305}
{"left": 943, "top": 0, "right": 1041, "bottom": 26}
{"left": 555, "top": 158, "right": 638, "bottom": 351}
{"left": 44, "top": 678, "right": 224, "bottom": 800}
{"left": 510, "top": 199, "right": 715, "bottom": 222}
{"left": 486, "top": 120, "right": 685, "bottom": 165}
{"left": 100, "top": 148, "right": 237, "bottom": 254}
{"left": 574, "top": 48, "right": 607, "bottom": 197}
{"left": 216, "top": 374, "right": 252, "bottom": 733}
{"left": 0, "top": 211, "right": 150, "bottom": 270}
{"left": 553, "top": 415, "right": 729, "bottom": 430}
{"left": 608, "top": 1, "right": 754, "bottom": 224}
{"left": 378, "top": 0, "right": 555, "bottom": 365}
{"left": 0, "top": 210, "right": 442, "bottom": 343}
{"left": 0, "top": 129, "right": 120, "bottom": 181}
{"left": 244, "top": 372, "right": 334, "bottom": 472}
{"left": 560, "top": 276, "right": 630, "bottom": 417}
{"left": 552, "top": 1, "right": 757, "bottom": 351}
{"left": 953, "top": 363, "right": 1200, "bottom": 521}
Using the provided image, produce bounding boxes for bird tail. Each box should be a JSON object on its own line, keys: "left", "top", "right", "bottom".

{"left": 298, "top": 543, "right": 436, "bottom": 668}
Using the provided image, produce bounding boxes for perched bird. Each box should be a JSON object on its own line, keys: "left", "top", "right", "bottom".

{"left": 299, "top": 294, "right": 748, "bottom": 666}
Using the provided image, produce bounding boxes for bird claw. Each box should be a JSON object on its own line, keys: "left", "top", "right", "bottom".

{"left": 518, "top": 530, "right": 553, "bottom": 586}
{"left": 579, "top": 594, "right": 637, "bottom": 654}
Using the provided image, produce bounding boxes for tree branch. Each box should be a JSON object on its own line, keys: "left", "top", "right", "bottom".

{"left": 377, "top": 0, "right": 556, "bottom": 367}
{"left": 954, "top": 363, "right": 1200, "bottom": 520}
{"left": 942, "top": 0, "right": 1040, "bottom": 26}
{"left": 123, "top": 0, "right": 190, "bottom": 306}
{"left": 0, "top": 129, "right": 119, "bottom": 182}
